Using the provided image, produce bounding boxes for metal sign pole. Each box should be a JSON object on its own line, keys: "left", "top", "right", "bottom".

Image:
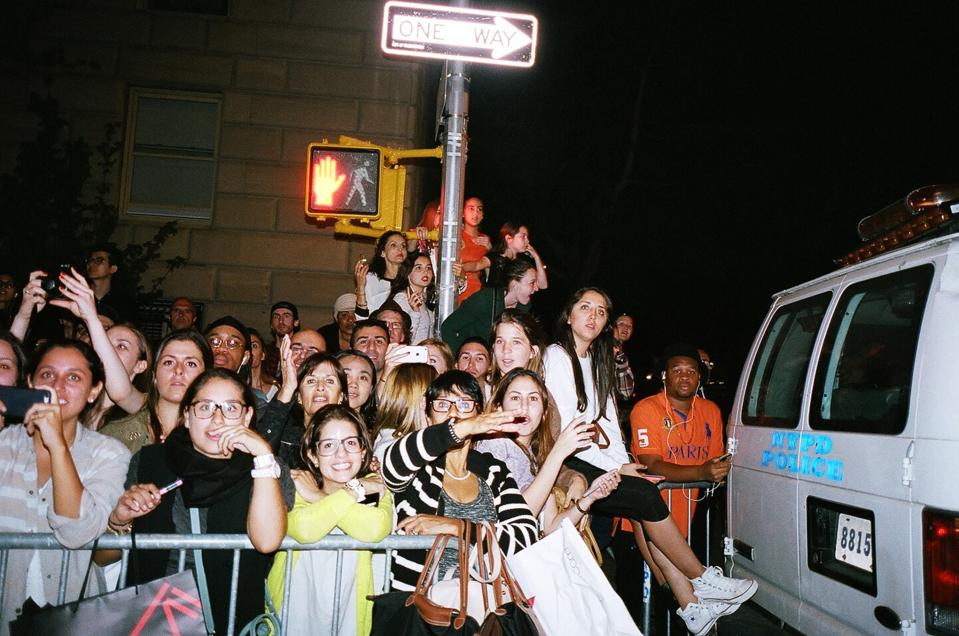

{"left": 436, "top": 57, "right": 470, "bottom": 330}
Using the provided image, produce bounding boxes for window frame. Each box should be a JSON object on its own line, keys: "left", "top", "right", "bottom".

{"left": 119, "top": 87, "right": 222, "bottom": 222}
{"left": 741, "top": 292, "right": 832, "bottom": 429}
{"left": 808, "top": 264, "right": 933, "bottom": 436}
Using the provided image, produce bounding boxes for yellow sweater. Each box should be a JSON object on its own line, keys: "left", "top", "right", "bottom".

{"left": 267, "top": 485, "right": 393, "bottom": 636}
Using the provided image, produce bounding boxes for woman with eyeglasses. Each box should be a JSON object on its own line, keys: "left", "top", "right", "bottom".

{"left": 257, "top": 338, "right": 349, "bottom": 468}
{"left": 102, "top": 368, "right": 292, "bottom": 635}
{"left": 267, "top": 404, "right": 391, "bottom": 636}
{"left": 380, "top": 370, "right": 537, "bottom": 591}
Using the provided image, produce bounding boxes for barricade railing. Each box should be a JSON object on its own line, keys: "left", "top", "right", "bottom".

{"left": 641, "top": 480, "right": 723, "bottom": 636}
{"left": 0, "top": 533, "right": 447, "bottom": 636}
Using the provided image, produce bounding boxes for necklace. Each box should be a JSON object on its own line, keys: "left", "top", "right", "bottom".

{"left": 662, "top": 389, "right": 696, "bottom": 446}
{"left": 444, "top": 465, "right": 472, "bottom": 481}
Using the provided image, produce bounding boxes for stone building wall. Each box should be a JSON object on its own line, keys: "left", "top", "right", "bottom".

{"left": 0, "top": 0, "right": 436, "bottom": 334}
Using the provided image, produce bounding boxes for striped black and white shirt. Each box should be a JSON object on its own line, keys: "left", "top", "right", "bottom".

{"left": 381, "top": 422, "right": 539, "bottom": 591}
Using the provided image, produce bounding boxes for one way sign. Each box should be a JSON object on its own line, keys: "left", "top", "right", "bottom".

{"left": 381, "top": 1, "right": 538, "bottom": 68}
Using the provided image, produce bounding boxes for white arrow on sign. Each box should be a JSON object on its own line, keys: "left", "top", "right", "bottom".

{"left": 391, "top": 14, "right": 532, "bottom": 60}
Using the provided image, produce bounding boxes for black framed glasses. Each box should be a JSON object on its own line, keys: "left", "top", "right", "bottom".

{"left": 431, "top": 398, "right": 477, "bottom": 413}
{"left": 191, "top": 400, "right": 245, "bottom": 420}
{"left": 316, "top": 436, "right": 363, "bottom": 456}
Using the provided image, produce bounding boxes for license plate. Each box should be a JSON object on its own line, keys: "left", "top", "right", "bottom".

{"left": 834, "top": 513, "right": 873, "bottom": 572}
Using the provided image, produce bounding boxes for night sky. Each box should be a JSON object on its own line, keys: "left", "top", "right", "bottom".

{"left": 438, "top": 1, "right": 959, "bottom": 381}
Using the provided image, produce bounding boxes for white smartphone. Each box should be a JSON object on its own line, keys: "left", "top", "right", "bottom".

{"left": 395, "top": 345, "right": 428, "bottom": 363}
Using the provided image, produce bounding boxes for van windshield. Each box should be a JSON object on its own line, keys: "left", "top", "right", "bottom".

{"left": 742, "top": 293, "right": 831, "bottom": 428}
{"left": 810, "top": 265, "right": 933, "bottom": 435}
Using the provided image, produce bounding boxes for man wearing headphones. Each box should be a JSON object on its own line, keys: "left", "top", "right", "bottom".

{"left": 629, "top": 343, "right": 729, "bottom": 538}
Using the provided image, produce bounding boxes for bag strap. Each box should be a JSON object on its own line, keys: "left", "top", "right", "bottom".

{"left": 190, "top": 507, "right": 216, "bottom": 634}
{"left": 453, "top": 521, "right": 472, "bottom": 629}
{"left": 412, "top": 532, "right": 452, "bottom": 596}
{"left": 70, "top": 538, "right": 100, "bottom": 604}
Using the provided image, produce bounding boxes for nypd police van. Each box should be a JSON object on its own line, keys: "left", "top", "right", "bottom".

{"left": 726, "top": 185, "right": 959, "bottom": 635}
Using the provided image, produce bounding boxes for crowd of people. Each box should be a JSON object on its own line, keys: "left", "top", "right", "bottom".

{"left": 0, "top": 199, "right": 754, "bottom": 636}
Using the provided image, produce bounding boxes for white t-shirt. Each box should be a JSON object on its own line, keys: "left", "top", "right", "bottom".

{"left": 543, "top": 344, "right": 629, "bottom": 471}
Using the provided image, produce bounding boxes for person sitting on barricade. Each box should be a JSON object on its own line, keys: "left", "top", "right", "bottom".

{"left": 0, "top": 339, "right": 130, "bottom": 634}
{"left": 267, "top": 404, "right": 392, "bottom": 636}
{"left": 380, "top": 370, "right": 538, "bottom": 591}
{"left": 475, "top": 368, "right": 621, "bottom": 535}
{"left": 102, "top": 368, "right": 292, "bottom": 635}
{"left": 487, "top": 310, "right": 589, "bottom": 502}
{"left": 543, "top": 287, "right": 757, "bottom": 635}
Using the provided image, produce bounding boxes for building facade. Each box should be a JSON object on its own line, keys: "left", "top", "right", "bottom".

{"left": 0, "top": 0, "right": 436, "bottom": 333}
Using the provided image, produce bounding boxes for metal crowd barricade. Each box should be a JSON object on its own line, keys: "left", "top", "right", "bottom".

{"left": 0, "top": 533, "right": 446, "bottom": 636}
{"left": 640, "top": 480, "right": 722, "bottom": 636}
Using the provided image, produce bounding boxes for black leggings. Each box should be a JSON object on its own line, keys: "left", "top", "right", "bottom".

{"left": 565, "top": 457, "right": 670, "bottom": 523}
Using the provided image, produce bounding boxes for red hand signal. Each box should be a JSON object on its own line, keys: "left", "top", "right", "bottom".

{"left": 311, "top": 156, "right": 347, "bottom": 207}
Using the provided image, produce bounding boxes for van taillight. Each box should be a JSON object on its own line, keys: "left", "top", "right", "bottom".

{"left": 925, "top": 509, "right": 959, "bottom": 634}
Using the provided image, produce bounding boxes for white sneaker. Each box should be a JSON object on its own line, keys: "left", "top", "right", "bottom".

{"left": 690, "top": 566, "right": 758, "bottom": 604}
{"left": 677, "top": 600, "right": 727, "bottom": 635}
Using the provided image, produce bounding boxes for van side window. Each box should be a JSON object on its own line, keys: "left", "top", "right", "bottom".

{"left": 810, "top": 265, "right": 933, "bottom": 435}
{"left": 742, "top": 293, "right": 831, "bottom": 428}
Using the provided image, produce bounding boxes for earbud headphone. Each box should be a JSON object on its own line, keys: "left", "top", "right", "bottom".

{"left": 660, "top": 370, "right": 666, "bottom": 383}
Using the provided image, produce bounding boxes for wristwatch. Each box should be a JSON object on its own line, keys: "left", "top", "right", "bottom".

{"left": 345, "top": 478, "right": 366, "bottom": 501}
{"left": 251, "top": 453, "right": 281, "bottom": 479}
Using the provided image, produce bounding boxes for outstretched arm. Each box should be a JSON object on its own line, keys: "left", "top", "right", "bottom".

{"left": 54, "top": 269, "right": 146, "bottom": 413}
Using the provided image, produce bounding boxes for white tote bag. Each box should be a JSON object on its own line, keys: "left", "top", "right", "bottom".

{"left": 506, "top": 518, "right": 642, "bottom": 636}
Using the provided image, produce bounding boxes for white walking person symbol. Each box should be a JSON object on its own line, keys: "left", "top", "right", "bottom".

{"left": 346, "top": 160, "right": 374, "bottom": 208}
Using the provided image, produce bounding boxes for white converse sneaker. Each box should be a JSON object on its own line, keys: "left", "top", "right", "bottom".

{"left": 690, "top": 566, "right": 758, "bottom": 604}
{"left": 677, "top": 600, "right": 727, "bottom": 635}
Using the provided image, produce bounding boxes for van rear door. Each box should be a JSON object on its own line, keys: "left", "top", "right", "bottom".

{"left": 796, "top": 264, "right": 932, "bottom": 633}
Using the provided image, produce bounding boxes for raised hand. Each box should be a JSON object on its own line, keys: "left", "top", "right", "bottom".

{"left": 553, "top": 416, "right": 593, "bottom": 458}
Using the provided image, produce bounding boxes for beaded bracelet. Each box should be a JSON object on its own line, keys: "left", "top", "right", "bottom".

{"left": 448, "top": 418, "right": 464, "bottom": 445}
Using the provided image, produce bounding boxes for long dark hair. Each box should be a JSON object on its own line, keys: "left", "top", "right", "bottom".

{"left": 370, "top": 230, "right": 404, "bottom": 279}
{"left": 487, "top": 368, "right": 556, "bottom": 471}
{"left": 390, "top": 251, "right": 437, "bottom": 310}
{"left": 148, "top": 330, "right": 214, "bottom": 442}
{"left": 554, "top": 287, "right": 616, "bottom": 420}
{"left": 491, "top": 221, "right": 523, "bottom": 254}
{"left": 300, "top": 404, "right": 373, "bottom": 489}
{"left": 335, "top": 349, "right": 378, "bottom": 429}
{"left": 29, "top": 338, "right": 105, "bottom": 428}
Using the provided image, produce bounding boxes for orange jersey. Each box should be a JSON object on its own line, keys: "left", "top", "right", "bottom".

{"left": 459, "top": 231, "right": 489, "bottom": 301}
{"left": 630, "top": 392, "right": 725, "bottom": 537}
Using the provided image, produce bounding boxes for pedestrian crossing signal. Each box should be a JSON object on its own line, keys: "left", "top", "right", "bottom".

{"left": 306, "top": 144, "right": 381, "bottom": 218}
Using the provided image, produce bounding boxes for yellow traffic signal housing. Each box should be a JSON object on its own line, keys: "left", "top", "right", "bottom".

{"left": 305, "top": 136, "right": 441, "bottom": 238}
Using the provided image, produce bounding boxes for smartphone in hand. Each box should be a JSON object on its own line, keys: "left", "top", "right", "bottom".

{"left": 0, "top": 387, "right": 53, "bottom": 421}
